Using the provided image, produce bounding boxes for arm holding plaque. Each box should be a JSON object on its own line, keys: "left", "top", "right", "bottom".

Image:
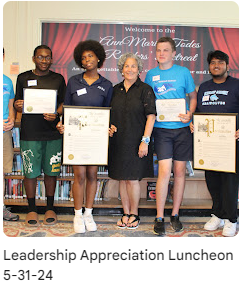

{"left": 109, "top": 124, "right": 117, "bottom": 137}
{"left": 179, "top": 90, "right": 197, "bottom": 123}
{"left": 44, "top": 103, "right": 63, "bottom": 122}
{"left": 14, "top": 99, "right": 24, "bottom": 113}
{"left": 235, "top": 129, "right": 239, "bottom": 140}
{"left": 56, "top": 119, "right": 65, "bottom": 134}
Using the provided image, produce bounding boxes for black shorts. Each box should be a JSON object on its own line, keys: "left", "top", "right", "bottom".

{"left": 153, "top": 127, "right": 193, "bottom": 161}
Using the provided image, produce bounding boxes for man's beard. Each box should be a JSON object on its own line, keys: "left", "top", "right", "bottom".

{"left": 211, "top": 71, "right": 227, "bottom": 79}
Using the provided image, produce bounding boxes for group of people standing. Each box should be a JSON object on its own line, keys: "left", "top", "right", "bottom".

{"left": 3, "top": 36, "right": 239, "bottom": 237}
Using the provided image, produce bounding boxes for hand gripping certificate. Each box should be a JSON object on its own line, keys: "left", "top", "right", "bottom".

{"left": 193, "top": 113, "right": 237, "bottom": 173}
{"left": 156, "top": 98, "right": 186, "bottom": 122}
{"left": 23, "top": 88, "right": 57, "bottom": 114}
{"left": 63, "top": 106, "right": 111, "bottom": 165}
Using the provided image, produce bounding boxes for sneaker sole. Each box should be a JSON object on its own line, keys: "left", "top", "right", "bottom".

{"left": 170, "top": 221, "right": 184, "bottom": 232}
{"left": 153, "top": 229, "right": 165, "bottom": 236}
{"left": 222, "top": 232, "right": 236, "bottom": 237}
{"left": 73, "top": 221, "right": 86, "bottom": 233}
{"left": 170, "top": 226, "right": 184, "bottom": 232}
{"left": 85, "top": 224, "right": 97, "bottom": 232}
{"left": 74, "top": 225, "right": 86, "bottom": 234}
{"left": 74, "top": 229, "right": 86, "bottom": 234}
{"left": 204, "top": 223, "right": 224, "bottom": 231}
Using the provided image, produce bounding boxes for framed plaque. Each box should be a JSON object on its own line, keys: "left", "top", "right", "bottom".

{"left": 23, "top": 88, "right": 57, "bottom": 114}
{"left": 62, "top": 105, "right": 111, "bottom": 165}
{"left": 156, "top": 98, "right": 186, "bottom": 122}
{"left": 193, "top": 113, "right": 237, "bottom": 173}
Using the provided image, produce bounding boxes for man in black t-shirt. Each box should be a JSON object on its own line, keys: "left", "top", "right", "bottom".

{"left": 14, "top": 45, "right": 66, "bottom": 227}
{"left": 193, "top": 50, "right": 239, "bottom": 237}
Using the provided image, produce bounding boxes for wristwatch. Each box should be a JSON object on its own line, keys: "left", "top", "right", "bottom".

{"left": 141, "top": 136, "right": 150, "bottom": 145}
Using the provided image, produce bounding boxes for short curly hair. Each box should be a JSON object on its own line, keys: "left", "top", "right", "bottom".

{"left": 117, "top": 53, "right": 143, "bottom": 74}
{"left": 74, "top": 40, "right": 106, "bottom": 68}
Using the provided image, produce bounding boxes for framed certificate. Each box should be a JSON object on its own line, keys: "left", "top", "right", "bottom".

{"left": 193, "top": 113, "right": 237, "bottom": 173}
{"left": 62, "top": 106, "right": 111, "bottom": 165}
{"left": 23, "top": 88, "right": 57, "bottom": 114}
{"left": 156, "top": 98, "right": 186, "bottom": 122}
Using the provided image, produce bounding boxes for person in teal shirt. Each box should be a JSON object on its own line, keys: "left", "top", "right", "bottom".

{"left": 145, "top": 37, "right": 197, "bottom": 236}
{"left": 3, "top": 48, "right": 19, "bottom": 221}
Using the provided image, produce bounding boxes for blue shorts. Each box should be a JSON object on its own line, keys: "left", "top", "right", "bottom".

{"left": 153, "top": 127, "right": 193, "bottom": 161}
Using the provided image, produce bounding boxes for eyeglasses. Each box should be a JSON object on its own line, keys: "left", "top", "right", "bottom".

{"left": 35, "top": 55, "right": 52, "bottom": 62}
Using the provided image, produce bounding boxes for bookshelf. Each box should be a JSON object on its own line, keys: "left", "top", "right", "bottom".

{"left": 4, "top": 124, "right": 213, "bottom": 211}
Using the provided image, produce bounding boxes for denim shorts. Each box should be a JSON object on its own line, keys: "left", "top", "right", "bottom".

{"left": 153, "top": 126, "right": 193, "bottom": 161}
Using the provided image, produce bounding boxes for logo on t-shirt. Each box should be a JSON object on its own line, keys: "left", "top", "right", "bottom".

{"left": 97, "top": 86, "right": 105, "bottom": 92}
{"left": 154, "top": 83, "right": 175, "bottom": 95}
{"left": 3, "top": 85, "right": 9, "bottom": 95}
{"left": 202, "top": 90, "right": 228, "bottom": 106}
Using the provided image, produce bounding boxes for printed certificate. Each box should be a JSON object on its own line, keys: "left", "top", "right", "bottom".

{"left": 23, "top": 88, "right": 57, "bottom": 114}
{"left": 63, "top": 106, "right": 111, "bottom": 165}
{"left": 156, "top": 98, "right": 186, "bottom": 122}
{"left": 193, "top": 113, "right": 237, "bottom": 173}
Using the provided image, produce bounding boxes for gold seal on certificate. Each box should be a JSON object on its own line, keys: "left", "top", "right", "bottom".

{"left": 156, "top": 98, "right": 186, "bottom": 122}
{"left": 199, "top": 159, "right": 204, "bottom": 165}
{"left": 68, "top": 154, "right": 74, "bottom": 160}
{"left": 27, "top": 106, "right": 33, "bottom": 112}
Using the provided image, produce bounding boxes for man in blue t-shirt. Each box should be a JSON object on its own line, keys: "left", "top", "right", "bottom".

{"left": 3, "top": 48, "right": 19, "bottom": 221}
{"left": 145, "top": 37, "right": 197, "bottom": 236}
{"left": 194, "top": 50, "right": 239, "bottom": 237}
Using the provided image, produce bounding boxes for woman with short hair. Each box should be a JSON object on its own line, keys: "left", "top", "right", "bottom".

{"left": 109, "top": 53, "right": 156, "bottom": 229}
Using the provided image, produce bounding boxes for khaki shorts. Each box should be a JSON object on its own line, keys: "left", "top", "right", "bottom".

{"left": 3, "top": 131, "right": 14, "bottom": 173}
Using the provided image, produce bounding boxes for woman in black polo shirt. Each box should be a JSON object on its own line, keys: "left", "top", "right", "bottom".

{"left": 57, "top": 40, "right": 113, "bottom": 234}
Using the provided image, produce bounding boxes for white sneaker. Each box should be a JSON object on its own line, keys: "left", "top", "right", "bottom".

{"left": 84, "top": 214, "right": 97, "bottom": 232}
{"left": 73, "top": 215, "right": 85, "bottom": 233}
{"left": 222, "top": 220, "right": 237, "bottom": 237}
{"left": 204, "top": 214, "right": 224, "bottom": 231}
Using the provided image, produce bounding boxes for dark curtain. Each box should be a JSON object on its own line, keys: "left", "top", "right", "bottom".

{"left": 208, "top": 27, "right": 239, "bottom": 78}
{"left": 42, "top": 23, "right": 91, "bottom": 82}
{"left": 41, "top": 23, "right": 238, "bottom": 84}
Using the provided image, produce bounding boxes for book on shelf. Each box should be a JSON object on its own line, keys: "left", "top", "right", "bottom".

{"left": 6, "top": 154, "right": 23, "bottom": 176}
{"left": 97, "top": 166, "right": 108, "bottom": 175}
{"left": 94, "top": 179, "right": 108, "bottom": 201}
{"left": 4, "top": 178, "right": 75, "bottom": 202}
{"left": 186, "top": 161, "right": 194, "bottom": 176}
{"left": 7, "top": 161, "right": 109, "bottom": 178}
{"left": 4, "top": 179, "right": 26, "bottom": 199}
{"left": 12, "top": 127, "right": 20, "bottom": 148}
{"left": 147, "top": 181, "right": 174, "bottom": 202}
{"left": 153, "top": 154, "right": 158, "bottom": 177}
{"left": 147, "top": 181, "right": 156, "bottom": 201}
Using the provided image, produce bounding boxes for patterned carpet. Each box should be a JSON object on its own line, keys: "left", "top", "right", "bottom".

{"left": 4, "top": 214, "right": 238, "bottom": 237}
